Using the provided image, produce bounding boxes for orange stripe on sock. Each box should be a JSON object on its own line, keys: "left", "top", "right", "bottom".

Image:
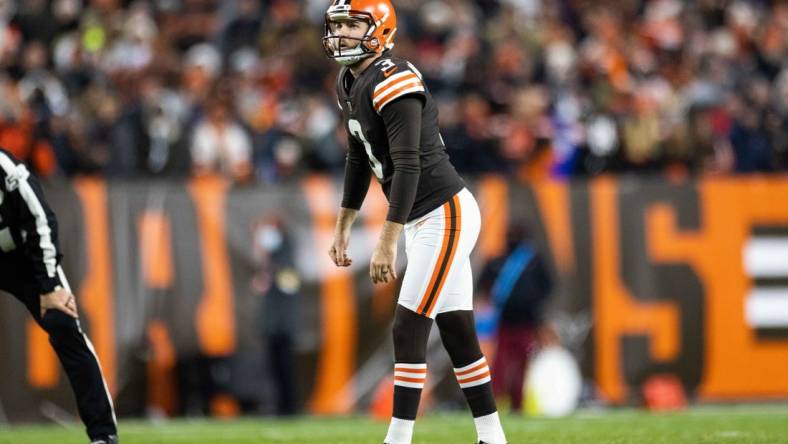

{"left": 455, "top": 362, "right": 487, "bottom": 377}
{"left": 458, "top": 371, "right": 491, "bottom": 384}
{"left": 395, "top": 367, "right": 427, "bottom": 373}
{"left": 394, "top": 376, "right": 426, "bottom": 384}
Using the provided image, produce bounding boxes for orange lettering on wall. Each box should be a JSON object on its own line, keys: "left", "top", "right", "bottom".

{"left": 73, "top": 178, "right": 116, "bottom": 395}
{"left": 146, "top": 320, "right": 176, "bottom": 416}
{"left": 693, "top": 179, "right": 788, "bottom": 399}
{"left": 303, "top": 175, "right": 356, "bottom": 414}
{"left": 27, "top": 319, "right": 58, "bottom": 388}
{"left": 138, "top": 212, "right": 174, "bottom": 289}
{"left": 592, "top": 178, "right": 680, "bottom": 403}
{"left": 477, "top": 176, "right": 508, "bottom": 261}
{"left": 603, "top": 178, "right": 788, "bottom": 401}
{"left": 188, "top": 175, "right": 236, "bottom": 356}
{"left": 532, "top": 180, "right": 573, "bottom": 273}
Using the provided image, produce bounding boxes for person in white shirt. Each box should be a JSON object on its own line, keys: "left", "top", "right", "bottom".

{"left": 190, "top": 96, "right": 252, "bottom": 181}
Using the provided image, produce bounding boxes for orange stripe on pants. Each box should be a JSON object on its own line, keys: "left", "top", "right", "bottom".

{"left": 416, "top": 195, "right": 462, "bottom": 317}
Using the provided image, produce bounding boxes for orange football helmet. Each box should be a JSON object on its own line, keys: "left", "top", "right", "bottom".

{"left": 323, "top": 0, "right": 398, "bottom": 66}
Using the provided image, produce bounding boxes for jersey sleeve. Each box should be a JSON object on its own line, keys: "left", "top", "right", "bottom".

{"left": 381, "top": 97, "right": 422, "bottom": 224}
{"left": 370, "top": 59, "right": 427, "bottom": 115}
{"left": 341, "top": 135, "right": 372, "bottom": 210}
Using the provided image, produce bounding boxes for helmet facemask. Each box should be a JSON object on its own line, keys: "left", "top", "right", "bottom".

{"left": 323, "top": 12, "right": 382, "bottom": 66}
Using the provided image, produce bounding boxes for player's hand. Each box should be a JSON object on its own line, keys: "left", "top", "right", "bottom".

{"left": 40, "top": 288, "right": 79, "bottom": 319}
{"left": 370, "top": 240, "right": 398, "bottom": 284}
{"left": 329, "top": 230, "right": 352, "bottom": 267}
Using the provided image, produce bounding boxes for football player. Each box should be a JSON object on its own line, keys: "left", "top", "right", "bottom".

{"left": 324, "top": 1, "right": 507, "bottom": 443}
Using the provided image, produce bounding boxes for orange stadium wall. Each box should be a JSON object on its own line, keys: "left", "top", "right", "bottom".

{"left": 0, "top": 175, "right": 787, "bottom": 421}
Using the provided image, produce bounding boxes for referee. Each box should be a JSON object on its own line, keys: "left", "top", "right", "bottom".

{"left": 0, "top": 148, "right": 117, "bottom": 444}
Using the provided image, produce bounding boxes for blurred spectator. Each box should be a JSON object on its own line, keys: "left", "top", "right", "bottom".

{"left": 109, "top": 73, "right": 190, "bottom": 176}
{"left": 0, "top": 0, "right": 783, "bottom": 180}
{"left": 251, "top": 214, "right": 301, "bottom": 416}
{"left": 729, "top": 92, "right": 775, "bottom": 173}
{"left": 478, "top": 223, "right": 554, "bottom": 413}
{"left": 0, "top": 74, "right": 58, "bottom": 177}
{"left": 182, "top": 43, "right": 223, "bottom": 111}
{"left": 221, "top": 0, "right": 262, "bottom": 57}
{"left": 190, "top": 92, "right": 252, "bottom": 182}
{"left": 442, "top": 93, "right": 505, "bottom": 173}
{"left": 13, "top": 0, "right": 59, "bottom": 45}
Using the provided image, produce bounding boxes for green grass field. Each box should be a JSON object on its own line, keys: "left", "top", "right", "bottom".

{"left": 1, "top": 405, "right": 787, "bottom": 443}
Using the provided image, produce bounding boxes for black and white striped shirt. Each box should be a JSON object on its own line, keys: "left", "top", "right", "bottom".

{"left": 0, "top": 148, "right": 62, "bottom": 294}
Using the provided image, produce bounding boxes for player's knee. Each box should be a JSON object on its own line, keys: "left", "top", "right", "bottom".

{"left": 436, "top": 310, "right": 483, "bottom": 367}
{"left": 392, "top": 305, "right": 432, "bottom": 362}
{"left": 40, "top": 310, "right": 79, "bottom": 339}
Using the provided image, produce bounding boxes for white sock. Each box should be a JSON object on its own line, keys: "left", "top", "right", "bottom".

{"left": 384, "top": 417, "right": 415, "bottom": 444}
{"left": 474, "top": 411, "right": 507, "bottom": 444}
{"left": 383, "top": 417, "right": 416, "bottom": 444}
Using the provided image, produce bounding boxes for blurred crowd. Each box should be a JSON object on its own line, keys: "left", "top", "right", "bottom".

{"left": 0, "top": 0, "right": 786, "bottom": 182}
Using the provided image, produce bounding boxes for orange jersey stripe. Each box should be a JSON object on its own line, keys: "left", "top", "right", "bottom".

{"left": 425, "top": 194, "right": 462, "bottom": 317}
{"left": 455, "top": 362, "right": 487, "bottom": 377}
{"left": 373, "top": 73, "right": 419, "bottom": 100}
{"left": 373, "top": 78, "right": 421, "bottom": 103}
{"left": 458, "top": 371, "right": 491, "bottom": 384}
{"left": 373, "top": 81, "right": 424, "bottom": 112}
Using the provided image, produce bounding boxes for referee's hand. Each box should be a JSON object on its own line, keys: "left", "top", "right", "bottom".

{"left": 40, "top": 288, "right": 79, "bottom": 319}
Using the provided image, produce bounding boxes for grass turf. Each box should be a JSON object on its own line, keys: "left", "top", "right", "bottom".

{"left": 0, "top": 405, "right": 787, "bottom": 443}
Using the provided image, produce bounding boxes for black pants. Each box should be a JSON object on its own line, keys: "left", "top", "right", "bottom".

{"left": 0, "top": 267, "right": 117, "bottom": 440}
{"left": 267, "top": 332, "right": 297, "bottom": 416}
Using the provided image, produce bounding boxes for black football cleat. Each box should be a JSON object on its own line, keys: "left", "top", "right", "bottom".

{"left": 90, "top": 435, "right": 118, "bottom": 444}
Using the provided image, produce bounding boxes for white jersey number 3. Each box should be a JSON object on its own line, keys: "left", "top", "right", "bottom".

{"left": 348, "top": 119, "right": 384, "bottom": 180}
